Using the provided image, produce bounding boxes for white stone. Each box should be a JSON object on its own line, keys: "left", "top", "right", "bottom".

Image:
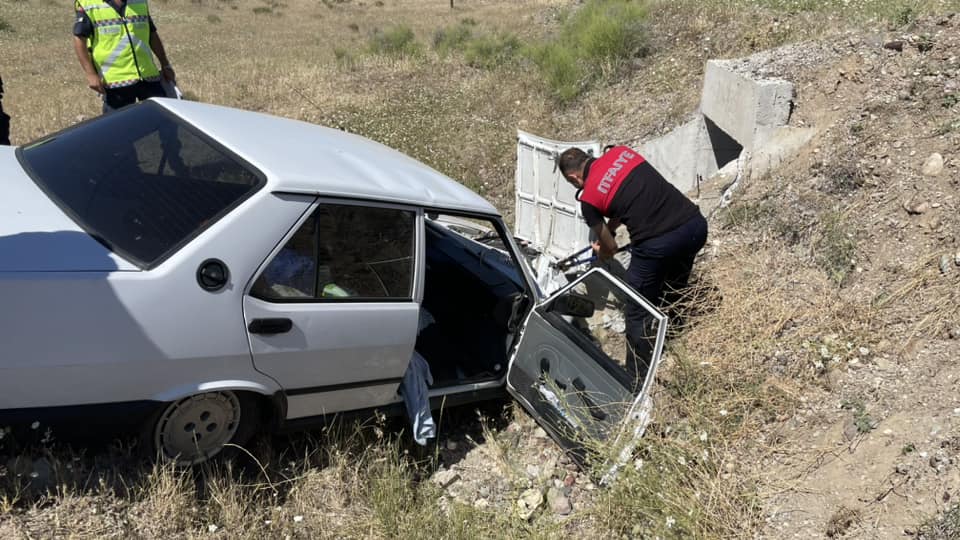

{"left": 922, "top": 153, "right": 944, "bottom": 176}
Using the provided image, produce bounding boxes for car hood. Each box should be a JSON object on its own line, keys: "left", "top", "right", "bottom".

{"left": 0, "top": 147, "right": 138, "bottom": 272}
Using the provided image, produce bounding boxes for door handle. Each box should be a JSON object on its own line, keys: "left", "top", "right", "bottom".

{"left": 248, "top": 318, "right": 293, "bottom": 335}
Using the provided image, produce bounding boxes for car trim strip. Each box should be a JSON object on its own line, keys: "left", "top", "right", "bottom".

{"left": 283, "top": 377, "right": 403, "bottom": 396}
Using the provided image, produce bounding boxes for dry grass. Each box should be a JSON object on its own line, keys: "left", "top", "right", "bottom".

{"left": 4, "top": 0, "right": 960, "bottom": 537}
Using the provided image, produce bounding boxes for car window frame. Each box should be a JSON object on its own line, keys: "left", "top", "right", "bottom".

{"left": 15, "top": 101, "right": 268, "bottom": 271}
{"left": 248, "top": 196, "right": 423, "bottom": 305}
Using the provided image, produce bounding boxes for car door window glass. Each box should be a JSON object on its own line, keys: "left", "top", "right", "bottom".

{"left": 253, "top": 203, "right": 415, "bottom": 301}
{"left": 252, "top": 215, "right": 318, "bottom": 299}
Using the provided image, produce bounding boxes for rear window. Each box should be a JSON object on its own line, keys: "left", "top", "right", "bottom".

{"left": 17, "top": 102, "right": 264, "bottom": 268}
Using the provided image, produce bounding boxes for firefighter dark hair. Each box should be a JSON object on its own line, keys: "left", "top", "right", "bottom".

{"left": 558, "top": 148, "right": 590, "bottom": 180}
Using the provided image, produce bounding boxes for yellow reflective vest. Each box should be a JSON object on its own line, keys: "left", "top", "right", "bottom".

{"left": 77, "top": 0, "right": 160, "bottom": 88}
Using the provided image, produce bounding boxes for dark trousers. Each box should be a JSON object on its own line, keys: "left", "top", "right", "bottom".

{"left": 0, "top": 102, "right": 9, "bottom": 146}
{"left": 103, "top": 80, "right": 165, "bottom": 113}
{"left": 623, "top": 213, "right": 708, "bottom": 389}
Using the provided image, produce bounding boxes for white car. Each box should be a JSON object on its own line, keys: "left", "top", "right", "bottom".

{"left": 0, "top": 99, "right": 666, "bottom": 478}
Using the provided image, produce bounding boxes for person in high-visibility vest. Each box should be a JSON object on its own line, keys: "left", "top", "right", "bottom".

{"left": 72, "top": 0, "right": 176, "bottom": 113}
{"left": 0, "top": 75, "right": 10, "bottom": 145}
{"left": 560, "top": 146, "right": 708, "bottom": 386}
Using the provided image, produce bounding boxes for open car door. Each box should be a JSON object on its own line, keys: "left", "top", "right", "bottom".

{"left": 506, "top": 267, "right": 666, "bottom": 485}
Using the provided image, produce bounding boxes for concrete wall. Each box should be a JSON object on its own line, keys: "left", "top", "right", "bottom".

{"left": 639, "top": 117, "right": 710, "bottom": 194}
{"left": 699, "top": 59, "right": 794, "bottom": 151}
{"left": 637, "top": 58, "right": 798, "bottom": 198}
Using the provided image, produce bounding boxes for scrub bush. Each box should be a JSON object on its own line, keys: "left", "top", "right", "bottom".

{"left": 463, "top": 32, "right": 522, "bottom": 69}
{"left": 530, "top": 0, "right": 650, "bottom": 102}
{"left": 368, "top": 25, "right": 421, "bottom": 57}
{"left": 432, "top": 21, "right": 473, "bottom": 55}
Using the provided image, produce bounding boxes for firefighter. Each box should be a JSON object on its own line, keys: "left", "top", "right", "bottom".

{"left": 559, "top": 146, "right": 708, "bottom": 383}
{"left": 72, "top": 0, "right": 176, "bottom": 113}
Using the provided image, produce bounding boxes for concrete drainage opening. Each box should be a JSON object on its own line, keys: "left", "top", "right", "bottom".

{"left": 704, "top": 116, "right": 743, "bottom": 173}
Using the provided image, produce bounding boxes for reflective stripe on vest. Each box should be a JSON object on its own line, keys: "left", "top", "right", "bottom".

{"left": 578, "top": 146, "right": 646, "bottom": 216}
{"left": 77, "top": 0, "right": 159, "bottom": 88}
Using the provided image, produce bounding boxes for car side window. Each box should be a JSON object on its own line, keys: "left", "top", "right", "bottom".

{"left": 252, "top": 203, "right": 415, "bottom": 301}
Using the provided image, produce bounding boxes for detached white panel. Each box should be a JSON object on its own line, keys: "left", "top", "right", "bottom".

{"left": 514, "top": 130, "right": 600, "bottom": 259}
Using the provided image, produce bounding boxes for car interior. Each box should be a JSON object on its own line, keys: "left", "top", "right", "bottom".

{"left": 417, "top": 217, "right": 529, "bottom": 388}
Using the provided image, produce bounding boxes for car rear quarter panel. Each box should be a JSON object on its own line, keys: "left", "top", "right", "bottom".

{"left": 0, "top": 192, "right": 312, "bottom": 410}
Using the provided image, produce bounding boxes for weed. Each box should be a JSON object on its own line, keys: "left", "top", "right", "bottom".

{"left": 252, "top": 6, "right": 272, "bottom": 15}
{"left": 721, "top": 196, "right": 805, "bottom": 244}
{"left": 722, "top": 199, "right": 777, "bottom": 230}
{"left": 0, "top": 17, "right": 12, "bottom": 33}
{"left": 432, "top": 22, "right": 473, "bottom": 55}
{"left": 206, "top": 14, "right": 222, "bottom": 23}
{"left": 818, "top": 155, "right": 865, "bottom": 195}
{"left": 333, "top": 46, "right": 356, "bottom": 69}
{"left": 529, "top": 43, "right": 584, "bottom": 103}
{"left": 531, "top": 0, "right": 650, "bottom": 102}
{"left": 813, "top": 212, "right": 857, "bottom": 285}
{"left": 917, "top": 33, "right": 935, "bottom": 53}
{"left": 942, "top": 93, "right": 959, "bottom": 109}
{"left": 915, "top": 505, "right": 960, "bottom": 539}
{"left": 826, "top": 506, "right": 860, "bottom": 538}
{"left": 934, "top": 119, "right": 960, "bottom": 136}
{"left": 368, "top": 25, "right": 421, "bottom": 57}
{"left": 901, "top": 443, "right": 916, "bottom": 455}
{"left": 894, "top": 6, "right": 916, "bottom": 26}
{"left": 841, "top": 400, "right": 875, "bottom": 433}
{"left": 464, "top": 32, "right": 521, "bottom": 69}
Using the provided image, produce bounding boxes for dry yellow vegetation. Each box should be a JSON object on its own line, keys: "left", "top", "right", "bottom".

{"left": 3, "top": 0, "right": 960, "bottom": 538}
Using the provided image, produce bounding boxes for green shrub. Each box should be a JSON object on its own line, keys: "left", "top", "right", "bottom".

{"left": 368, "top": 25, "right": 421, "bottom": 57}
{"left": 0, "top": 17, "right": 12, "bottom": 33}
{"left": 531, "top": 0, "right": 650, "bottom": 102}
{"left": 529, "top": 43, "right": 584, "bottom": 103}
{"left": 463, "top": 32, "right": 521, "bottom": 69}
{"left": 432, "top": 22, "right": 473, "bottom": 55}
{"left": 561, "top": 0, "right": 649, "bottom": 62}
{"left": 252, "top": 6, "right": 272, "bottom": 14}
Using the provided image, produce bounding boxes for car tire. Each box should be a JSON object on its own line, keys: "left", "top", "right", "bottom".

{"left": 146, "top": 390, "right": 260, "bottom": 466}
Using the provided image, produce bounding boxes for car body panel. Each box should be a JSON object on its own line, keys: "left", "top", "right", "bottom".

{"left": 158, "top": 99, "right": 498, "bottom": 216}
{"left": 0, "top": 146, "right": 138, "bottom": 272}
{"left": 0, "top": 190, "right": 308, "bottom": 409}
{"left": 245, "top": 297, "right": 420, "bottom": 416}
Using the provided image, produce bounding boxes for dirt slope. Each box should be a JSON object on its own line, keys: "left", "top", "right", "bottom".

{"left": 706, "top": 16, "right": 960, "bottom": 538}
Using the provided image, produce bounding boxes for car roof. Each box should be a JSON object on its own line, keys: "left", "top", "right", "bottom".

{"left": 155, "top": 99, "right": 499, "bottom": 216}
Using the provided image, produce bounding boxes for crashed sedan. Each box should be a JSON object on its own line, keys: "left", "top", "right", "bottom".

{"left": 0, "top": 99, "right": 665, "bottom": 479}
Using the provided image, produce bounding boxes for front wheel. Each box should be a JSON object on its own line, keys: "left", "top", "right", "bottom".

{"left": 149, "top": 391, "right": 259, "bottom": 466}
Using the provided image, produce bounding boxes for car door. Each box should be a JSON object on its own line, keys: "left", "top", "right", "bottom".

{"left": 244, "top": 198, "right": 422, "bottom": 419}
{"left": 506, "top": 267, "right": 666, "bottom": 485}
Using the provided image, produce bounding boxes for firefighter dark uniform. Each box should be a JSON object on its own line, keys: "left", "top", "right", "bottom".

{"left": 576, "top": 146, "right": 708, "bottom": 383}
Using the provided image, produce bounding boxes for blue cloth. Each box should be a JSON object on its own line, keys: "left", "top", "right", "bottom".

{"left": 401, "top": 351, "right": 435, "bottom": 446}
{"left": 263, "top": 248, "right": 315, "bottom": 296}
